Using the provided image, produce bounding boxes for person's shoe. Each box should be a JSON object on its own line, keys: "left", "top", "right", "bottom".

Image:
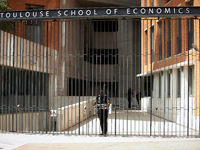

{"left": 99, "top": 133, "right": 103, "bottom": 135}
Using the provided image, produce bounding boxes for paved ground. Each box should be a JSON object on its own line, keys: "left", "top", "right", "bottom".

{"left": 0, "top": 110, "right": 199, "bottom": 150}
{"left": 0, "top": 133, "right": 200, "bottom": 150}
{"left": 71, "top": 110, "right": 198, "bottom": 136}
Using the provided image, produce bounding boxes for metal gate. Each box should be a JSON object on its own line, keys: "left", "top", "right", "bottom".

{"left": 0, "top": 15, "right": 200, "bottom": 137}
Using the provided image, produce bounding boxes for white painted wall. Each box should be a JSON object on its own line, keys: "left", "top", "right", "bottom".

{"left": 141, "top": 66, "right": 199, "bottom": 132}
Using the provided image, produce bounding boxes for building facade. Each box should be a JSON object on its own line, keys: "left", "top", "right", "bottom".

{"left": 141, "top": 0, "right": 199, "bottom": 131}
{"left": 0, "top": 0, "right": 142, "bottom": 132}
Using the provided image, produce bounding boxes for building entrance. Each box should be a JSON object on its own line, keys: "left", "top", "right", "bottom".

{"left": 0, "top": 8, "right": 200, "bottom": 137}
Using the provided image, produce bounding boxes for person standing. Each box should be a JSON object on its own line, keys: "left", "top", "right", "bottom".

{"left": 93, "top": 90, "right": 110, "bottom": 135}
{"left": 126, "top": 87, "right": 133, "bottom": 108}
{"left": 136, "top": 88, "right": 141, "bottom": 108}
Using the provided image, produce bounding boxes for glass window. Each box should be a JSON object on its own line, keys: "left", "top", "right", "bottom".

{"left": 145, "top": 30, "right": 148, "bottom": 65}
{"left": 177, "top": 18, "right": 182, "bottom": 54}
{"left": 189, "top": 66, "right": 194, "bottom": 96}
{"left": 159, "top": 0, "right": 162, "bottom": 6}
{"left": 159, "top": 73, "right": 162, "bottom": 98}
{"left": 159, "top": 22, "right": 162, "bottom": 60}
{"left": 177, "top": 69, "right": 181, "bottom": 97}
{"left": 92, "top": 20, "right": 118, "bottom": 32}
{"left": 25, "top": 4, "right": 44, "bottom": 44}
{"left": 151, "top": 27, "right": 154, "bottom": 62}
{"left": 188, "top": 18, "right": 194, "bottom": 50}
{"left": 167, "top": 18, "right": 171, "bottom": 57}
{"left": 167, "top": 0, "right": 170, "bottom": 3}
{"left": 152, "top": 0, "right": 154, "bottom": 6}
{"left": 84, "top": 48, "right": 118, "bottom": 65}
{"left": 167, "top": 71, "right": 171, "bottom": 97}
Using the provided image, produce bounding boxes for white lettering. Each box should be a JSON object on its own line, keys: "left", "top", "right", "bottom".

{"left": 19, "top": 12, "right": 23, "bottom": 17}
{"left": 140, "top": 8, "right": 146, "bottom": 14}
{"left": 6, "top": 13, "right": 10, "bottom": 18}
{"left": 173, "top": 8, "right": 176, "bottom": 13}
{"left": 114, "top": 9, "right": 118, "bottom": 14}
{"left": 46, "top": 11, "right": 49, "bottom": 17}
{"left": 0, "top": 13, "right": 4, "bottom": 18}
{"left": 78, "top": 10, "right": 83, "bottom": 16}
{"left": 64, "top": 10, "right": 68, "bottom": 16}
{"left": 58, "top": 10, "right": 61, "bottom": 16}
{"left": 71, "top": 10, "right": 76, "bottom": 16}
{"left": 178, "top": 8, "right": 183, "bottom": 14}
{"left": 186, "top": 8, "right": 190, "bottom": 14}
{"left": 25, "top": 12, "right": 30, "bottom": 17}
{"left": 94, "top": 9, "right": 97, "bottom": 15}
{"left": 165, "top": 8, "right": 171, "bottom": 13}
{"left": 127, "top": 8, "right": 130, "bottom": 15}
{"left": 106, "top": 9, "right": 112, "bottom": 15}
{"left": 86, "top": 10, "right": 91, "bottom": 16}
{"left": 133, "top": 8, "right": 138, "bottom": 14}
{"left": 149, "top": 8, "right": 154, "bottom": 14}
{"left": 40, "top": 11, "right": 43, "bottom": 17}
{"left": 156, "top": 8, "right": 162, "bottom": 14}
{"left": 33, "top": 12, "right": 37, "bottom": 17}
{"left": 13, "top": 12, "right": 17, "bottom": 18}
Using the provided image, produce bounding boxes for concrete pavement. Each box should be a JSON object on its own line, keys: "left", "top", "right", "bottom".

{"left": 13, "top": 140, "right": 200, "bottom": 150}
{"left": 0, "top": 133, "right": 200, "bottom": 150}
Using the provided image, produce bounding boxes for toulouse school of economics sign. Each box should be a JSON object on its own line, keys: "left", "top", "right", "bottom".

{"left": 0, "top": 7, "right": 199, "bottom": 20}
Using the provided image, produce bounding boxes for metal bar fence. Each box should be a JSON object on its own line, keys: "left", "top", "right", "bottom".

{"left": 0, "top": 18, "right": 199, "bottom": 137}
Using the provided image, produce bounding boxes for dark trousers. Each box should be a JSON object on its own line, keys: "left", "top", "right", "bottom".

{"left": 128, "top": 98, "right": 131, "bottom": 108}
{"left": 98, "top": 110, "right": 108, "bottom": 134}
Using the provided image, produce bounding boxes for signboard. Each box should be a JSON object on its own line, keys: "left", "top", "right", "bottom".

{"left": 50, "top": 109, "right": 57, "bottom": 117}
{"left": 0, "top": 7, "right": 199, "bottom": 20}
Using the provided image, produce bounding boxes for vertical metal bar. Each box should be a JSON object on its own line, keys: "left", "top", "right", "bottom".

{"left": 49, "top": 21, "right": 52, "bottom": 134}
{"left": 16, "top": 22, "right": 19, "bottom": 133}
{"left": 122, "top": 21, "right": 124, "bottom": 135}
{"left": 35, "top": 21, "right": 38, "bottom": 134}
{"left": 53, "top": 20, "right": 56, "bottom": 135}
{"left": 126, "top": 19, "right": 129, "bottom": 136}
{"left": 28, "top": 23, "right": 31, "bottom": 133}
{"left": 150, "top": 19, "right": 153, "bottom": 136}
{"left": 24, "top": 22, "right": 27, "bottom": 133}
{"left": 163, "top": 19, "right": 166, "bottom": 137}
{"left": 8, "top": 24, "right": 12, "bottom": 132}
{"left": 81, "top": 20, "right": 84, "bottom": 135}
{"left": 31, "top": 21, "right": 34, "bottom": 133}
{"left": 108, "top": 20, "right": 111, "bottom": 135}
{"left": 63, "top": 20, "right": 66, "bottom": 135}
{"left": 5, "top": 28, "right": 8, "bottom": 132}
{"left": 134, "top": 19, "right": 136, "bottom": 135}
{"left": 11, "top": 22, "right": 15, "bottom": 132}
{"left": 115, "top": 20, "right": 117, "bottom": 136}
{"left": 57, "top": 20, "right": 60, "bottom": 134}
{"left": 38, "top": 20, "right": 42, "bottom": 134}
{"left": 0, "top": 22, "right": 3, "bottom": 132}
{"left": 70, "top": 20, "right": 73, "bottom": 134}
{"left": 59, "top": 20, "right": 63, "bottom": 135}
{"left": 146, "top": 19, "right": 148, "bottom": 136}
{"left": 187, "top": 18, "right": 190, "bottom": 137}
{"left": 46, "top": 21, "right": 49, "bottom": 134}
{"left": 86, "top": 20, "right": 89, "bottom": 135}
{"left": 67, "top": 20, "right": 70, "bottom": 135}
{"left": 15, "top": 22, "right": 18, "bottom": 132}
{"left": 141, "top": 19, "right": 144, "bottom": 136}
{"left": 78, "top": 20, "right": 81, "bottom": 135}
{"left": 91, "top": 20, "right": 94, "bottom": 135}
{"left": 74, "top": 20, "right": 77, "bottom": 135}
{"left": 138, "top": 18, "right": 141, "bottom": 136}
{"left": 199, "top": 19, "right": 200, "bottom": 138}
{"left": 118, "top": 19, "right": 121, "bottom": 136}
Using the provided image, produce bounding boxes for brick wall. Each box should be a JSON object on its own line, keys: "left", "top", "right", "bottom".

{"left": 141, "top": 0, "right": 200, "bottom": 116}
